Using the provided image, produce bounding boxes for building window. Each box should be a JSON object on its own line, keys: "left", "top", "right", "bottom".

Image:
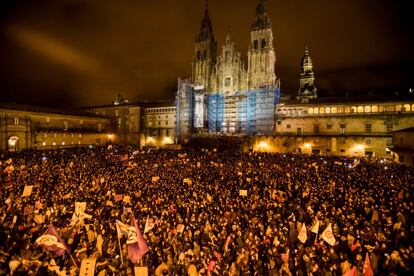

{"left": 158, "top": 121, "right": 161, "bottom": 126}
{"left": 386, "top": 137, "right": 392, "bottom": 146}
{"left": 53, "top": 133, "right": 57, "bottom": 138}
{"left": 80, "top": 120, "right": 83, "bottom": 125}
{"left": 261, "top": 39, "right": 266, "bottom": 48}
{"left": 64, "top": 121, "right": 68, "bottom": 131}
{"left": 297, "top": 128, "right": 302, "bottom": 135}
{"left": 340, "top": 149, "right": 345, "bottom": 153}
{"left": 254, "top": 40, "right": 258, "bottom": 49}
{"left": 225, "top": 77, "right": 231, "bottom": 87}
{"left": 386, "top": 123, "right": 393, "bottom": 132}
{"left": 277, "top": 121, "right": 281, "bottom": 125}
{"left": 165, "top": 121, "right": 168, "bottom": 125}
{"left": 166, "top": 129, "right": 170, "bottom": 136}
{"left": 326, "top": 124, "right": 332, "bottom": 129}
{"left": 115, "top": 110, "right": 119, "bottom": 116}
{"left": 286, "top": 124, "right": 291, "bottom": 129}
{"left": 46, "top": 117, "right": 50, "bottom": 123}
{"left": 98, "top": 123, "right": 102, "bottom": 132}
{"left": 166, "top": 114, "right": 168, "bottom": 118}
{"left": 365, "top": 138, "right": 371, "bottom": 145}
{"left": 365, "top": 124, "right": 372, "bottom": 133}
{"left": 314, "top": 124, "right": 320, "bottom": 134}
{"left": 14, "top": 117, "right": 19, "bottom": 126}
{"left": 340, "top": 124, "right": 346, "bottom": 134}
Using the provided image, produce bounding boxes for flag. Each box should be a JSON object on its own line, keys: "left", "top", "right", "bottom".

{"left": 127, "top": 214, "right": 149, "bottom": 263}
{"left": 3, "top": 165, "right": 14, "bottom": 174}
{"left": 321, "top": 223, "right": 336, "bottom": 246}
{"left": 24, "top": 206, "right": 34, "bottom": 215}
{"left": 114, "top": 194, "right": 123, "bottom": 201}
{"left": 123, "top": 195, "right": 131, "bottom": 205}
{"left": 311, "top": 220, "right": 319, "bottom": 234}
{"left": 116, "top": 220, "right": 129, "bottom": 239}
{"left": 70, "top": 202, "right": 91, "bottom": 226}
{"left": 22, "top": 185, "right": 33, "bottom": 197}
{"left": 363, "top": 253, "right": 374, "bottom": 276}
{"left": 343, "top": 266, "right": 357, "bottom": 276}
{"left": 144, "top": 216, "right": 155, "bottom": 234}
{"left": 298, "top": 222, "right": 307, "bottom": 243}
{"left": 207, "top": 260, "right": 216, "bottom": 274}
{"left": 35, "top": 224, "right": 70, "bottom": 256}
{"left": 176, "top": 224, "right": 185, "bottom": 233}
{"left": 134, "top": 267, "right": 149, "bottom": 276}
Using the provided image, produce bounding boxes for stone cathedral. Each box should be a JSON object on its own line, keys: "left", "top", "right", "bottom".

{"left": 176, "top": 0, "right": 281, "bottom": 137}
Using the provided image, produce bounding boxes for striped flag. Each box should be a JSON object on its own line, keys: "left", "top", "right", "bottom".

{"left": 116, "top": 220, "right": 129, "bottom": 239}
{"left": 35, "top": 224, "right": 70, "bottom": 256}
{"left": 363, "top": 253, "right": 374, "bottom": 276}
{"left": 298, "top": 222, "right": 307, "bottom": 243}
{"left": 321, "top": 223, "right": 336, "bottom": 246}
{"left": 144, "top": 216, "right": 155, "bottom": 234}
{"left": 127, "top": 214, "right": 149, "bottom": 263}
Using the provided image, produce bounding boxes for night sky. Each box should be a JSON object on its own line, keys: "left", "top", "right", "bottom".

{"left": 0, "top": 0, "right": 413, "bottom": 108}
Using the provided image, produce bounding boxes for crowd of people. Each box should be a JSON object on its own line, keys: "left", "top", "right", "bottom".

{"left": 0, "top": 145, "right": 412, "bottom": 275}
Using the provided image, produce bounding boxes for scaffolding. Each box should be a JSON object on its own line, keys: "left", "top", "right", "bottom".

{"left": 207, "top": 93, "right": 224, "bottom": 132}
{"left": 176, "top": 79, "right": 194, "bottom": 139}
{"left": 177, "top": 79, "right": 281, "bottom": 137}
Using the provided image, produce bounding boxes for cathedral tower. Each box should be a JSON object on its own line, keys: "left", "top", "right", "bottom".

{"left": 210, "top": 30, "right": 247, "bottom": 94}
{"left": 191, "top": 1, "right": 217, "bottom": 91}
{"left": 297, "top": 46, "right": 317, "bottom": 102}
{"left": 247, "top": 0, "right": 276, "bottom": 90}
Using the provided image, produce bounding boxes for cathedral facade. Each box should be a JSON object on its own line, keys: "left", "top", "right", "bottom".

{"left": 177, "top": 0, "right": 280, "bottom": 138}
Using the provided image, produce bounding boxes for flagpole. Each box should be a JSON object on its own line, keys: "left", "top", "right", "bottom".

{"left": 117, "top": 235, "right": 124, "bottom": 266}
{"left": 69, "top": 253, "right": 79, "bottom": 269}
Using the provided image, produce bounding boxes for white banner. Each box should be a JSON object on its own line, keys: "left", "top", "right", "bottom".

{"left": 79, "top": 258, "right": 96, "bottom": 276}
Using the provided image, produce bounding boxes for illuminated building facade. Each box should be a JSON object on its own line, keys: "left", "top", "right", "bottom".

{"left": 177, "top": 0, "right": 280, "bottom": 140}
{"left": 252, "top": 47, "right": 414, "bottom": 158}
{"left": 0, "top": 104, "right": 112, "bottom": 151}
{"left": 80, "top": 97, "right": 176, "bottom": 148}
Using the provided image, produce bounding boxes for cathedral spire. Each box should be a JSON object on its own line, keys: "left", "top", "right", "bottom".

{"left": 252, "top": 0, "right": 271, "bottom": 30}
{"left": 297, "top": 46, "right": 317, "bottom": 102}
{"left": 197, "top": 0, "right": 214, "bottom": 42}
{"left": 301, "top": 46, "right": 313, "bottom": 73}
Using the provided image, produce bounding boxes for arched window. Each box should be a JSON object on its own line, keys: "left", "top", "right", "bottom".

{"left": 403, "top": 104, "right": 411, "bottom": 112}
{"left": 331, "top": 107, "right": 337, "bottom": 114}
{"left": 372, "top": 106, "right": 378, "bottom": 113}
{"left": 325, "top": 107, "right": 331, "bottom": 114}
{"left": 357, "top": 106, "right": 364, "bottom": 113}
{"left": 364, "top": 106, "right": 371, "bottom": 113}
{"left": 308, "top": 108, "right": 313, "bottom": 114}
{"left": 314, "top": 108, "right": 319, "bottom": 114}
{"left": 395, "top": 105, "right": 402, "bottom": 112}
{"left": 261, "top": 39, "right": 266, "bottom": 48}
{"left": 225, "top": 77, "right": 231, "bottom": 87}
